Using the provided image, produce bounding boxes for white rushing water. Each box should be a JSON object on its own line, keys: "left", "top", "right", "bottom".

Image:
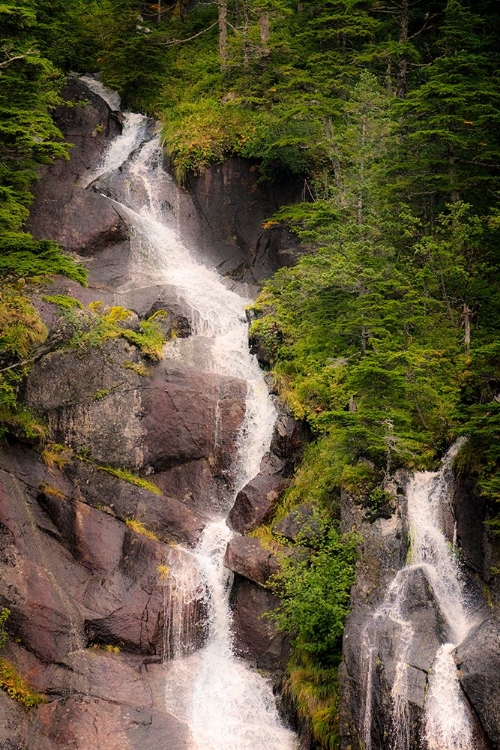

{"left": 85, "top": 101, "right": 296, "bottom": 750}
{"left": 362, "top": 440, "right": 475, "bottom": 750}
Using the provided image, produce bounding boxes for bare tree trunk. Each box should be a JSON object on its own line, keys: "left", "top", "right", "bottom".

{"left": 242, "top": 0, "right": 249, "bottom": 67}
{"left": 396, "top": 0, "right": 409, "bottom": 98}
{"left": 218, "top": 0, "right": 228, "bottom": 71}
{"left": 260, "top": 10, "right": 270, "bottom": 56}
{"left": 463, "top": 303, "right": 473, "bottom": 355}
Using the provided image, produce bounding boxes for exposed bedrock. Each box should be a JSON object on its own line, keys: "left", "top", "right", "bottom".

{"left": 11, "top": 75, "right": 311, "bottom": 747}
{"left": 339, "top": 466, "right": 498, "bottom": 750}
{"left": 184, "top": 159, "right": 305, "bottom": 283}
{"left": 24, "top": 338, "right": 246, "bottom": 517}
{"left": 0, "top": 447, "right": 200, "bottom": 748}
{"left": 224, "top": 399, "right": 307, "bottom": 673}
{"left": 26, "top": 77, "right": 131, "bottom": 266}
{"left": 456, "top": 614, "right": 500, "bottom": 749}
{"left": 230, "top": 576, "right": 290, "bottom": 671}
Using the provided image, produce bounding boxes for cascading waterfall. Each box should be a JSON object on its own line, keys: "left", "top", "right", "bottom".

{"left": 85, "top": 91, "right": 297, "bottom": 750}
{"left": 362, "top": 440, "right": 476, "bottom": 750}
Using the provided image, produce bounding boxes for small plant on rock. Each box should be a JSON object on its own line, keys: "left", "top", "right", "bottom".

{"left": 125, "top": 518, "right": 159, "bottom": 541}
{"left": 98, "top": 466, "right": 162, "bottom": 495}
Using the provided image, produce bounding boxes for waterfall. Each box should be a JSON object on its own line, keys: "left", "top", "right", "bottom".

{"left": 362, "top": 440, "right": 476, "bottom": 750}
{"left": 85, "top": 98, "right": 297, "bottom": 749}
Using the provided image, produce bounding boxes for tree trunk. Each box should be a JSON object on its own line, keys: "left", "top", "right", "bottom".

{"left": 396, "top": 0, "right": 409, "bottom": 98}
{"left": 218, "top": 0, "right": 228, "bottom": 71}
{"left": 260, "top": 10, "right": 270, "bottom": 56}
{"left": 463, "top": 303, "right": 473, "bottom": 355}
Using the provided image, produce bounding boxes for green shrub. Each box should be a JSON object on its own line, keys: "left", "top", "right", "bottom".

{"left": 267, "top": 516, "right": 359, "bottom": 665}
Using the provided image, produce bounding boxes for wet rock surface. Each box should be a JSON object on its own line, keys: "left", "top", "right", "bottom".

{"left": 456, "top": 614, "right": 500, "bottom": 748}
{"left": 225, "top": 536, "right": 279, "bottom": 587}
{"left": 227, "top": 455, "right": 289, "bottom": 534}
{"left": 25, "top": 338, "right": 246, "bottom": 517}
{"left": 231, "top": 576, "right": 290, "bottom": 671}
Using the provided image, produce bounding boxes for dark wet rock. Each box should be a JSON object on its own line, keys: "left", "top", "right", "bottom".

{"left": 453, "top": 476, "right": 490, "bottom": 578}
{"left": 231, "top": 576, "right": 290, "bottom": 671}
{"left": 184, "top": 158, "right": 304, "bottom": 284}
{"left": 224, "top": 536, "right": 279, "bottom": 587}
{"left": 456, "top": 614, "right": 500, "bottom": 748}
{"left": 374, "top": 568, "right": 449, "bottom": 692}
{"left": 66, "top": 460, "right": 205, "bottom": 545}
{"left": 227, "top": 469, "right": 288, "bottom": 534}
{"left": 26, "top": 77, "right": 127, "bottom": 258}
{"left": 142, "top": 361, "right": 246, "bottom": 477}
{"left": 339, "top": 484, "right": 409, "bottom": 750}
{"left": 269, "top": 403, "right": 309, "bottom": 475}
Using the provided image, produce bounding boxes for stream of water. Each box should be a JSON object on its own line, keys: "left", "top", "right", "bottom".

{"left": 362, "top": 440, "right": 476, "bottom": 750}
{"left": 84, "top": 86, "right": 297, "bottom": 750}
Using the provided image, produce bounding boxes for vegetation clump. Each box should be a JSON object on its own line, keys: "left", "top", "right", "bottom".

{"left": 98, "top": 466, "right": 162, "bottom": 495}
{"left": 125, "top": 518, "right": 159, "bottom": 541}
{"left": 0, "top": 659, "right": 46, "bottom": 709}
{"left": 0, "top": 609, "right": 46, "bottom": 708}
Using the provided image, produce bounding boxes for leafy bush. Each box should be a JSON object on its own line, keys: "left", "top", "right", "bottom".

{"left": 268, "top": 517, "right": 359, "bottom": 665}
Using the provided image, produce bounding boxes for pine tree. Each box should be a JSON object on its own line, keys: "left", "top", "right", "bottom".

{"left": 397, "top": 0, "right": 500, "bottom": 209}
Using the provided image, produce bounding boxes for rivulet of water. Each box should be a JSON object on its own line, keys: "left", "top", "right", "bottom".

{"left": 361, "top": 440, "right": 475, "bottom": 750}
{"left": 82, "top": 88, "right": 296, "bottom": 750}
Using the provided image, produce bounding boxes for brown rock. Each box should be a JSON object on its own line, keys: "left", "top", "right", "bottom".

{"left": 67, "top": 460, "right": 205, "bottom": 546}
{"left": 0, "top": 680, "right": 29, "bottom": 749}
{"left": 227, "top": 470, "right": 288, "bottom": 534}
{"left": 25, "top": 339, "right": 146, "bottom": 471}
{"left": 224, "top": 536, "right": 279, "bottom": 587}
{"left": 0, "top": 454, "right": 205, "bottom": 662}
{"left": 29, "top": 693, "right": 191, "bottom": 750}
{"left": 272, "top": 503, "right": 321, "bottom": 545}
{"left": 142, "top": 362, "right": 246, "bottom": 476}
{"left": 231, "top": 577, "right": 290, "bottom": 671}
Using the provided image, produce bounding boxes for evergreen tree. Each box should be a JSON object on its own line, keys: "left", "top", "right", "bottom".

{"left": 397, "top": 0, "right": 500, "bottom": 209}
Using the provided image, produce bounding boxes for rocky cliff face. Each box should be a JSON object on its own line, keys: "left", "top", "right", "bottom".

{"left": 0, "top": 76, "right": 306, "bottom": 749}
{"left": 339, "top": 468, "right": 500, "bottom": 750}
